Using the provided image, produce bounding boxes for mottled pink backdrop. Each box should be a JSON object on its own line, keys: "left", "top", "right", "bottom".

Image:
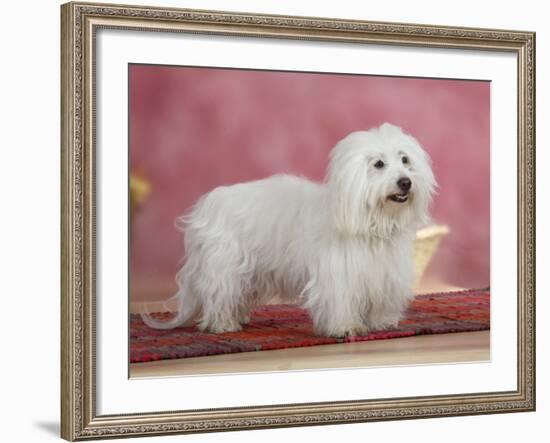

{"left": 130, "top": 64, "right": 490, "bottom": 299}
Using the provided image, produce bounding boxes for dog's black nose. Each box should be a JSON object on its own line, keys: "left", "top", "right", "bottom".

{"left": 397, "top": 177, "right": 412, "bottom": 192}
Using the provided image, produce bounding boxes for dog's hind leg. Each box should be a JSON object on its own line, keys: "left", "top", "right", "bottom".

{"left": 185, "top": 210, "right": 255, "bottom": 333}
{"left": 197, "top": 285, "right": 246, "bottom": 333}
{"left": 194, "top": 266, "right": 250, "bottom": 333}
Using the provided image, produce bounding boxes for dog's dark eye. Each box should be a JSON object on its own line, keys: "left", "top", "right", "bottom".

{"left": 402, "top": 156, "right": 409, "bottom": 165}
{"left": 374, "top": 160, "right": 385, "bottom": 169}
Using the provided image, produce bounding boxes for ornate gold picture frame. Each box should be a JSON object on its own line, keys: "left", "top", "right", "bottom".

{"left": 61, "top": 1, "right": 535, "bottom": 440}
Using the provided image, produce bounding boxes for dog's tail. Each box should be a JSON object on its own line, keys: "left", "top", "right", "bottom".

{"left": 139, "top": 287, "right": 201, "bottom": 330}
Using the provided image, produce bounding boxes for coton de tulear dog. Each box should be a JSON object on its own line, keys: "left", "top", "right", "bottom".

{"left": 142, "top": 123, "right": 436, "bottom": 337}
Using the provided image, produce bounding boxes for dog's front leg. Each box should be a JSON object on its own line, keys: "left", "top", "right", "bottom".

{"left": 366, "top": 305, "right": 402, "bottom": 331}
{"left": 304, "top": 283, "right": 370, "bottom": 338}
{"left": 365, "top": 290, "right": 411, "bottom": 331}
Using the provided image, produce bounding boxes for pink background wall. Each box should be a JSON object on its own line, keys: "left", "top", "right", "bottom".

{"left": 129, "top": 64, "right": 490, "bottom": 298}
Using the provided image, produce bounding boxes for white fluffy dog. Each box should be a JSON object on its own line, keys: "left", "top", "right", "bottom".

{"left": 142, "top": 123, "right": 436, "bottom": 337}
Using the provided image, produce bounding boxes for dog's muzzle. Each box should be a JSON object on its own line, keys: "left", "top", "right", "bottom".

{"left": 387, "top": 177, "right": 412, "bottom": 203}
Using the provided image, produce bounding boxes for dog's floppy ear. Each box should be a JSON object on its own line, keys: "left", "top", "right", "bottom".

{"left": 407, "top": 139, "right": 438, "bottom": 228}
{"left": 327, "top": 137, "right": 370, "bottom": 236}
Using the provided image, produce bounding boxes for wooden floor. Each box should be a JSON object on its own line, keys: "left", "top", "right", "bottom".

{"left": 130, "top": 330, "right": 489, "bottom": 378}
{"left": 129, "top": 280, "right": 490, "bottom": 378}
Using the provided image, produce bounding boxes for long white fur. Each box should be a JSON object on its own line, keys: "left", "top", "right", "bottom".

{"left": 141, "top": 123, "right": 436, "bottom": 337}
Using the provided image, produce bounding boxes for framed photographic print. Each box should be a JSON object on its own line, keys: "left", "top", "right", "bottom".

{"left": 61, "top": 1, "right": 536, "bottom": 440}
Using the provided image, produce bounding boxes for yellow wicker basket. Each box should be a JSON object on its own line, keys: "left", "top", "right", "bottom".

{"left": 413, "top": 224, "right": 450, "bottom": 286}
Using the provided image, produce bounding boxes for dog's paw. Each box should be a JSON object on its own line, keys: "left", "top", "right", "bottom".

{"left": 325, "top": 325, "right": 370, "bottom": 338}
{"left": 368, "top": 318, "right": 400, "bottom": 331}
{"left": 239, "top": 314, "right": 251, "bottom": 325}
{"left": 199, "top": 321, "right": 243, "bottom": 334}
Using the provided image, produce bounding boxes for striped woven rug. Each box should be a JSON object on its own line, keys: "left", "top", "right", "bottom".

{"left": 130, "top": 288, "right": 490, "bottom": 363}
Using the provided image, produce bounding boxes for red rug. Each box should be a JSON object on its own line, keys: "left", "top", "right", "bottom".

{"left": 130, "top": 288, "right": 490, "bottom": 363}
